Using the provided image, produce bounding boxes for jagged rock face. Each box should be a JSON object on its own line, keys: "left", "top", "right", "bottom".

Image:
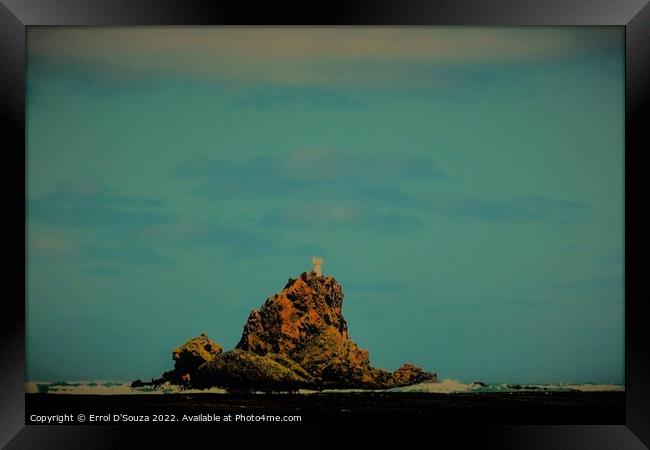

{"left": 392, "top": 363, "right": 437, "bottom": 387}
{"left": 164, "top": 333, "right": 222, "bottom": 383}
{"left": 237, "top": 272, "right": 348, "bottom": 354}
{"left": 237, "top": 271, "right": 388, "bottom": 387}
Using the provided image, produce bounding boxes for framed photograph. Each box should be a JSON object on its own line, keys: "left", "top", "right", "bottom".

{"left": 2, "top": 0, "right": 648, "bottom": 448}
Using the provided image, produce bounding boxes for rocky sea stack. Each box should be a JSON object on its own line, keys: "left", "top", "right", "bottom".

{"left": 135, "top": 270, "right": 436, "bottom": 392}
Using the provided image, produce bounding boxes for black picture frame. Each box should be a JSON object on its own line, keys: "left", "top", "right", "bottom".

{"left": 2, "top": 0, "right": 648, "bottom": 447}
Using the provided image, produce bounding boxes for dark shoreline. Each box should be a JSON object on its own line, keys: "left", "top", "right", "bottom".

{"left": 26, "top": 391, "right": 625, "bottom": 424}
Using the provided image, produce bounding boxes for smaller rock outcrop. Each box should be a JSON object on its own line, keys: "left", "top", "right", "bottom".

{"left": 392, "top": 363, "right": 437, "bottom": 387}
{"left": 162, "top": 333, "right": 222, "bottom": 384}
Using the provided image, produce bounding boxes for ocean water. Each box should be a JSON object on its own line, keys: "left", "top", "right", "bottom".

{"left": 388, "top": 379, "right": 625, "bottom": 393}
{"left": 25, "top": 379, "right": 624, "bottom": 395}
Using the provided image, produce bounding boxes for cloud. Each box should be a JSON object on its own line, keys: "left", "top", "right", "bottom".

{"left": 138, "top": 217, "right": 330, "bottom": 260}
{"left": 428, "top": 193, "right": 592, "bottom": 224}
{"left": 138, "top": 219, "right": 280, "bottom": 260}
{"left": 142, "top": 217, "right": 345, "bottom": 261}
{"left": 344, "top": 280, "right": 407, "bottom": 294}
{"left": 28, "top": 28, "right": 621, "bottom": 88}
{"left": 599, "top": 253, "right": 623, "bottom": 265}
{"left": 259, "top": 204, "right": 420, "bottom": 232}
{"left": 27, "top": 179, "right": 317, "bottom": 262}
{"left": 81, "top": 245, "right": 175, "bottom": 267}
{"left": 171, "top": 149, "right": 440, "bottom": 233}
{"left": 550, "top": 277, "right": 622, "bottom": 294}
{"left": 422, "top": 298, "right": 560, "bottom": 312}
{"left": 27, "top": 181, "right": 177, "bottom": 271}
{"left": 82, "top": 266, "right": 131, "bottom": 277}
{"left": 227, "top": 85, "right": 370, "bottom": 110}
{"left": 28, "top": 217, "right": 290, "bottom": 268}
{"left": 28, "top": 180, "right": 168, "bottom": 230}
{"left": 172, "top": 151, "right": 591, "bottom": 229}
{"left": 172, "top": 149, "right": 442, "bottom": 207}
{"left": 28, "top": 228, "right": 175, "bottom": 272}
{"left": 29, "top": 230, "right": 82, "bottom": 261}
{"left": 28, "top": 179, "right": 339, "bottom": 263}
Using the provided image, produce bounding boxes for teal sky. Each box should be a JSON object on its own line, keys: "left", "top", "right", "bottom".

{"left": 26, "top": 27, "right": 624, "bottom": 384}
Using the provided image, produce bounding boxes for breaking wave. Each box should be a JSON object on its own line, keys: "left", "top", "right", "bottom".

{"left": 389, "top": 378, "right": 477, "bottom": 393}
{"left": 389, "top": 379, "right": 624, "bottom": 394}
{"left": 26, "top": 379, "right": 624, "bottom": 395}
{"left": 25, "top": 381, "right": 226, "bottom": 395}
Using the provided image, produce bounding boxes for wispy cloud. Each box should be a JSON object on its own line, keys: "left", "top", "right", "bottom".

{"left": 82, "top": 266, "right": 132, "bottom": 277}
{"left": 81, "top": 245, "right": 175, "bottom": 267}
{"left": 227, "top": 85, "right": 370, "bottom": 110}
{"left": 27, "top": 182, "right": 179, "bottom": 272}
{"left": 27, "top": 181, "right": 286, "bottom": 266}
{"left": 550, "top": 277, "right": 622, "bottom": 294}
{"left": 29, "top": 230, "right": 82, "bottom": 261}
{"left": 344, "top": 280, "right": 407, "bottom": 294}
{"left": 28, "top": 28, "right": 622, "bottom": 88}
{"left": 421, "top": 298, "right": 560, "bottom": 312}
{"left": 139, "top": 216, "right": 334, "bottom": 260}
{"left": 259, "top": 204, "right": 420, "bottom": 232}
{"left": 171, "top": 149, "right": 440, "bottom": 233}
{"left": 172, "top": 149, "right": 442, "bottom": 206}
{"left": 28, "top": 180, "right": 168, "bottom": 230}
{"left": 137, "top": 219, "right": 280, "bottom": 259}
{"left": 28, "top": 228, "right": 175, "bottom": 271}
{"left": 172, "top": 151, "right": 591, "bottom": 227}
{"left": 428, "top": 193, "right": 592, "bottom": 224}
{"left": 599, "top": 253, "right": 623, "bottom": 265}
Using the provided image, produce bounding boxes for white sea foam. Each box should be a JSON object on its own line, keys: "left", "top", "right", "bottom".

{"left": 25, "top": 380, "right": 227, "bottom": 395}
{"left": 25, "top": 380, "right": 624, "bottom": 395}
{"left": 388, "top": 379, "right": 479, "bottom": 393}
{"left": 566, "top": 384, "right": 624, "bottom": 392}
{"left": 389, "top": 380, "right": 625, "bottom": 394}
